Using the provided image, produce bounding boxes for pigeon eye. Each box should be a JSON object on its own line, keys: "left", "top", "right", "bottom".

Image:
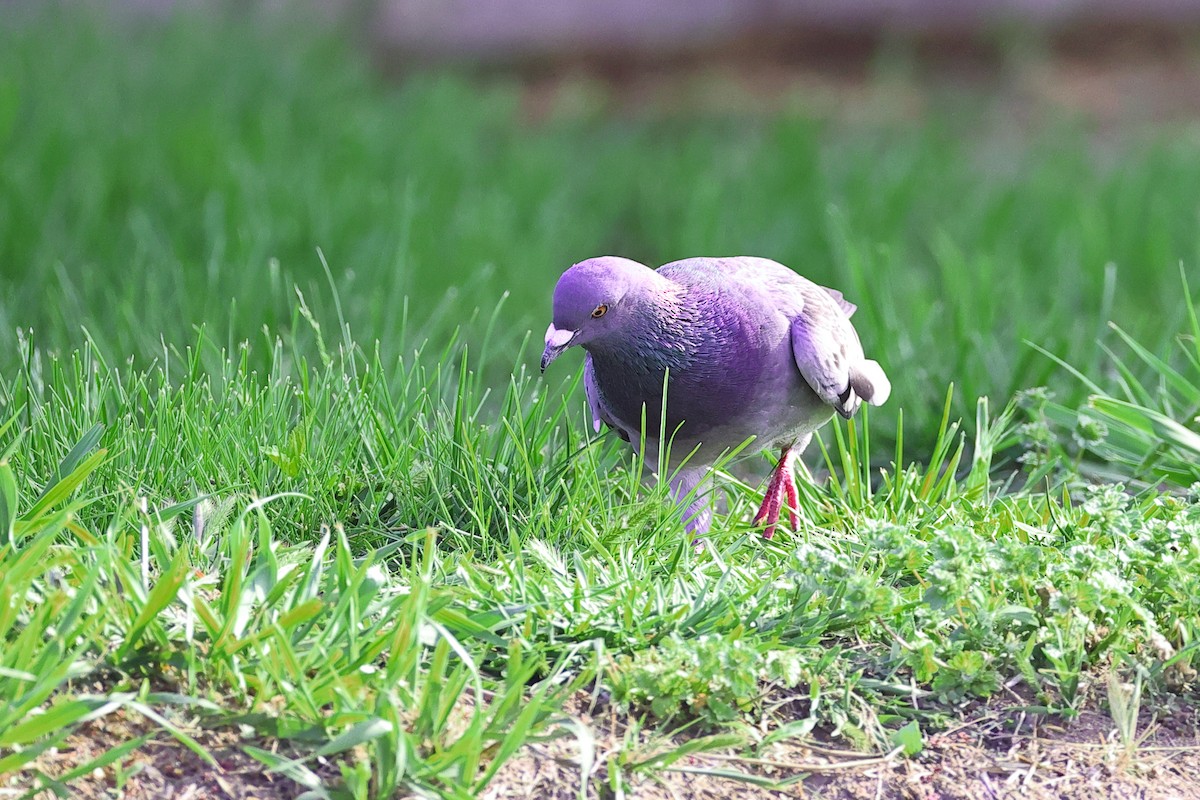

{"left": 591, "top": 304, "right": 608, "bottom": 319}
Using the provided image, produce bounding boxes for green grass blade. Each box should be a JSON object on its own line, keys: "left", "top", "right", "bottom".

{"left": 0, "top": 461, "right": 16, "bottom": 548}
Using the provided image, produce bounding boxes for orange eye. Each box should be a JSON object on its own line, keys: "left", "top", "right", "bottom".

{"left": 591, "top": 304, "right": 608, "bottom": 318}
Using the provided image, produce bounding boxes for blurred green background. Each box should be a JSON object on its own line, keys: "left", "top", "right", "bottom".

{"left": 2, "top": 6, "right": 1198, "bottom": 447}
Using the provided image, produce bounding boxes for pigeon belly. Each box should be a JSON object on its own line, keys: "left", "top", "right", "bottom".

{"left": 664, "top": 340, "right": 833, "bottom": 466}
{"left": 588, "top": 315, "right": 829, "bottom": 468}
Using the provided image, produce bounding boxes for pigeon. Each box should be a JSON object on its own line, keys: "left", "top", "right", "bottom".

{"left": 540, "top": 256, "right": 890, "bottom": 538}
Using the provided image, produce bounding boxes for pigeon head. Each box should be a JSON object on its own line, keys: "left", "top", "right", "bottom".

{"left": 541, "top": 257, "right": 658, "bottom": 371}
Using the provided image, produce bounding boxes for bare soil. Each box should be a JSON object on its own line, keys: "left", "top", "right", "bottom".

{"left": 509, "top": 28, "right": 1200, "bottom": 133}
{"left": 6, "top": 709, "right": 336, "bottom": 800}
{"left": 487, "top": 693, "right": 1200, "bottom": 800}
{"left": 13, "top": 689, "right": 1196, "bottom": 800}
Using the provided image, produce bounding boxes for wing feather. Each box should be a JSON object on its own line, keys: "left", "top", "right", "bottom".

{"left": 790, "top": 287, "right": 865, "bottom": 419}
{"left": 822, "top": 286, "right": 857, "bottom": 317}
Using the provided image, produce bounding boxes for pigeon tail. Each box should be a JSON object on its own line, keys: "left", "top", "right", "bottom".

{"left": 850, "top": 359, "right": 891, "bottom": 406}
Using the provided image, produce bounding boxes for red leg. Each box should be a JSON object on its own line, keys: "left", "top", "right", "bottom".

{"left": 754, "top": 446, "right": 796, "bottom": 539}
{"left": 776, "top": 447, "right": 799, "bottom": 532}
{"left": 752, "top": 469, "right": 779, "bottom": 525}
{"left": 783, "top": 469, "right": 800, "bottom": 532}
{"left": 751, "top": 470, "right": 782, "bottom": 537}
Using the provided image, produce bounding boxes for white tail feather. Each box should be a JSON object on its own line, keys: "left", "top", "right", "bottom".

{"left": 851, "top": 359, "right": 891, "bottom": 406}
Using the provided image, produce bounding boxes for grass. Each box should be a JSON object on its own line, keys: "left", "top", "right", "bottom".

{"left": 4, "top": 7, "right": 1200, "bottom": 443}
{"left": 1, "top": 6, "right": 1199, "bottom": 799}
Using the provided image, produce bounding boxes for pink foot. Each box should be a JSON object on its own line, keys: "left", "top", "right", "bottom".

{"left": 753, "top": 447, "right": 798, "bottom": 539}
{"left": 752, "top": 475, "right": 783, "bottom": 539}
{"left": 782, "top": 465, "right": 800, "bottom": 532}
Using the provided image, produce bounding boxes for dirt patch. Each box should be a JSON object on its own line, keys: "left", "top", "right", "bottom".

{"left": 8, "top": 692, "right": 1198, "bottom": 799}
{"left": 6, "top": 709, "right": 337, "bottom": 800}
{"left": 515, "top": 47, "right": 1200, "bottom": 132}
{"left": 504, "top": 23, "right": 1200, "bottom": 134}
{"left": 485, "top": 693, "right": 1200, "bottom": 800}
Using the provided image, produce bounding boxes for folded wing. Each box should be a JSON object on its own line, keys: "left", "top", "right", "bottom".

{"left": 790, "top": 287, "right": 890, "bottom": 419}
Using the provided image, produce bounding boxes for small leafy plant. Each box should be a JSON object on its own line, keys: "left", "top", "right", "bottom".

{"left": 608, "top": 635, "right": 810, "bottom": 727}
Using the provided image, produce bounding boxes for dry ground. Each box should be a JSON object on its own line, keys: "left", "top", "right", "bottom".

{"left": 487, "top": 692, "right": 1200, "bottom": 800}
{"left": 510, "top": 28, "right": 1200, "bottom": 135}
{"left": 9, "top": 689, "right": 1198, "bottom": 800}
{"left": 7, "top": 710, "right": 340, "bottom": 800}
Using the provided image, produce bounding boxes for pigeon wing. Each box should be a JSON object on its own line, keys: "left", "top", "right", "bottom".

{"left": 822, "top": 286, "right": 857, "bottom": 317}
{"left": 790, "top": 288, "right": 866, "bottom": 420}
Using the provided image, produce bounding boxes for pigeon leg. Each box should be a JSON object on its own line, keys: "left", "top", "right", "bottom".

{"left": 751, "top": 475, "right": 783, "bottom": 539}
{"left": 782, "top": 461, "right": 800, "bottom": 532}
{"left": 753, "top": 446, "right": 796, "bottom": 539}
{"left": 670, "top": 468, "right": 712, "bottom": 539}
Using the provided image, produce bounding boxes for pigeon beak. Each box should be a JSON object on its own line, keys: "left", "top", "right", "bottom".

{"left": 540, "top": 324, "right": 576, "bottom": 372}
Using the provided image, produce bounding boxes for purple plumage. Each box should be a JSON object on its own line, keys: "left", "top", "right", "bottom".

{"left": 541, "top": 256, "right": 891, "bottom": 538}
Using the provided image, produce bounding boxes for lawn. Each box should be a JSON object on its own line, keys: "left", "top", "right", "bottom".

{"left": 2, "top": 7, "right": 1199, "bottom": 799}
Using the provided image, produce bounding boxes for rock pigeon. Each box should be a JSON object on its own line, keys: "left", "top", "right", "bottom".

{"left": 540, "top": 256, "right": 890, "bottom": 538}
